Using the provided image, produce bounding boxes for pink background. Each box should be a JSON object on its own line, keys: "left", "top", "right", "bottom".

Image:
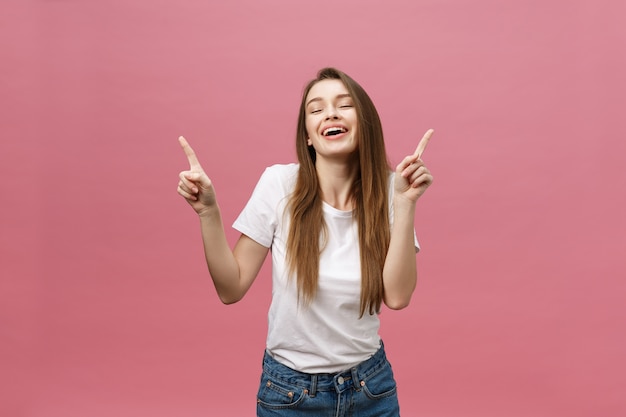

{"left": 1, "top": 0, "right": 625, "bottom": 416}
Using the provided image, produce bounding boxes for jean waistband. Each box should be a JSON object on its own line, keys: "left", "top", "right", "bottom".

{"left": 262, "top": 342, "right": 389, "bottom": 395}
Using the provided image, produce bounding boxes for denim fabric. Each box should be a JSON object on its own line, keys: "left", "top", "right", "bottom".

{"left": 256, "top": 342, "right": 400, "bottom": 417}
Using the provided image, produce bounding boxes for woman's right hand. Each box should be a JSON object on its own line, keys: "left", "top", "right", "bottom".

{"left": 177, "top": 136, "right": 217, "bottom": 216}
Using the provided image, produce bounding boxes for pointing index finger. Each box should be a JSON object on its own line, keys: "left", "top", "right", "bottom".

{"left": 414, "top": 129, "right": 434, "bottom": 160}
{"left": 178, "top": 136, "right": 202, "bottom": 170}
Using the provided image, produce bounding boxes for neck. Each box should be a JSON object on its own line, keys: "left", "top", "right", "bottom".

{"left": 315, "top": 157, "right": 359, "bottom": 211}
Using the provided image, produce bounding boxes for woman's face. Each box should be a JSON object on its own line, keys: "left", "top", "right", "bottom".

{"left": 304, "top": 79, "right": 358, "bottom": 161}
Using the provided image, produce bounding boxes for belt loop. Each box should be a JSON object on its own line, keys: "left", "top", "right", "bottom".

{"left": 351, "top": 367, "right": 360, "bottom": 390}
{"left": 310, "top": 374, "right": 317, "bottom": 397}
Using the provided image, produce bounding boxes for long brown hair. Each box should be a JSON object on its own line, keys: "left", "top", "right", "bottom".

{"left": 286, "top": 68, "right": 391, "bottom": 317}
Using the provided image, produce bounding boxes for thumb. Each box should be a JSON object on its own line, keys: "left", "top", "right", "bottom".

{"left": 184, "top": 171, "right": 213, "bottom": 189}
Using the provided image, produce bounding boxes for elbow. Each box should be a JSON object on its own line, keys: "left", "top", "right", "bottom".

{"left": 383, "top": 281, "right": 416, "bottom": 310}
{"left": 217, "top": 292, "right": 244, "bottom": 305}
{"left": 384, "top": 296, "right": 411, "bottom": 310}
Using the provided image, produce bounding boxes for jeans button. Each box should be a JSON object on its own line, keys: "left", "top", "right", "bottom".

{"left": 338, "top": 376, "right": 345, "bottom": 384}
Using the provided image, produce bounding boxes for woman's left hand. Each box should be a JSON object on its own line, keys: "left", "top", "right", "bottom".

{"left": 394, "top": 129, "right": 434, "bottom": 203}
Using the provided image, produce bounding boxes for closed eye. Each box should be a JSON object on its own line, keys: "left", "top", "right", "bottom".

{"left": 338, "top": 100, "right": 354, "bottom": 108}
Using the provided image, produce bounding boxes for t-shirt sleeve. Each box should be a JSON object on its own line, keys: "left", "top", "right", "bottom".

{"left": 232, "top": 166, "right": 288, "bottom": 248}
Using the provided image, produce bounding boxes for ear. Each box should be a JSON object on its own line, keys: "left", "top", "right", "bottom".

{"left": 306, "top": 136, "right": 312, "bottom": 146}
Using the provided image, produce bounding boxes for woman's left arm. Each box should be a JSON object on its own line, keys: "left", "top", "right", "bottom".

{"left": 383, "top": 130, "right": 434, "bottom": 310}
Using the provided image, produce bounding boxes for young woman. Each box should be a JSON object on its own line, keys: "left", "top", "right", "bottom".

{"left": 177, "top": 67, "right": 433, "bottom": 416}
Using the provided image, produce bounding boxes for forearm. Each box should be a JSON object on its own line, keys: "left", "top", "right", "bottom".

{"left": 382, "top": 198, "right": 418, "bottom": 309}
{"left": 198, "top": 206, "right": 243, "bottom": 304}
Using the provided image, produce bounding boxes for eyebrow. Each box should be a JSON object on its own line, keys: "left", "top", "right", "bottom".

{"left": 306, "top": 93, "right": 352, "bottom": 107}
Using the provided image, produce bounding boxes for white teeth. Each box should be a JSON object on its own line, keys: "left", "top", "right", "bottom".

{"left": 323, "top": 127, "right": 347, "bottom": 136}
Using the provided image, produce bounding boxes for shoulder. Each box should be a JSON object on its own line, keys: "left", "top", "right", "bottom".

{"left": 260, "top": 163, "right": 299, "bottom": 187}
{"left": 248, "top": 163, "right": 299, "bottom": 201}
{"left": 263, "top": 163, "right": 299, "bottom": 177}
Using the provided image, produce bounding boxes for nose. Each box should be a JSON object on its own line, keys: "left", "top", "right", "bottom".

{"left": 325, "top": 106, "right": 340, "bottom": 120}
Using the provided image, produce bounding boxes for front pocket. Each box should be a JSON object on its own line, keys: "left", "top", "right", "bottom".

{"left": 361, "top": 361, "right": 398, "bottom": 400}
{"left": 257, "top": 376, "right": 308, "bottom": 409}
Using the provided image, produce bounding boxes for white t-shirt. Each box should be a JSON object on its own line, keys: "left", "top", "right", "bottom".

{"left": 233, "top": 163, "right": 419, "bottom": 373}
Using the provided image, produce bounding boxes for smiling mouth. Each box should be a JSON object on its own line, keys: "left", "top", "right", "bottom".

{"left": 323, "top": 127, "right": 348, "bottom": 136}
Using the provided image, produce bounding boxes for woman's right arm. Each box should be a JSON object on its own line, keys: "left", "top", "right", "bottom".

{"left": 177, "top": 136, "right": 269, "bottom": 304}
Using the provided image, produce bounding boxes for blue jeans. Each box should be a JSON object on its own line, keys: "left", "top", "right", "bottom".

{"left": 256, "top": 342, "right": 400, "bottom": 417}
